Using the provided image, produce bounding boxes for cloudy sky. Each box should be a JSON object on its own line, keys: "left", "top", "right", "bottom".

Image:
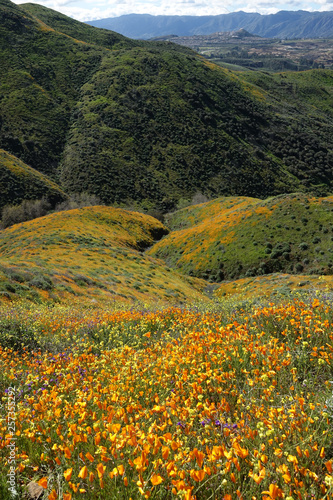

{"left": 13, "top": 0, "right": 333, "bottom": 22}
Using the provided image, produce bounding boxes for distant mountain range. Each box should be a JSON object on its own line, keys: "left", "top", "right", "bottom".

{"left": 87, "top": 11, "right": 333, "bottom": 40}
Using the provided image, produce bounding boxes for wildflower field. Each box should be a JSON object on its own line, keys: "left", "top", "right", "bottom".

{"left": 1, "top": 294, "right": 333, "bottom": 499}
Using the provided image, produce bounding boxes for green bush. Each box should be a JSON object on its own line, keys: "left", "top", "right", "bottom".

{"left": 28, "top": 275, "right": 53, "bottom": 291}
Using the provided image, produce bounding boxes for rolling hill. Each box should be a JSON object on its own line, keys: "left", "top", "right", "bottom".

{"left": 0, "top": 0, "right": 332, "bottom": 213}
{"left": 214, "top": 272, "right": 333, "bottom": 301}
{"left": 2, "top": 195, "right": 333, "bottom": 305}
{"left": 148, "top": 193, "right": 333, "bottom": 281}
{"left": 86, "top": 11, "right": 333, "bottom": 40}
{"left": 0, "top": 206, "right": 207, "bottom": 304}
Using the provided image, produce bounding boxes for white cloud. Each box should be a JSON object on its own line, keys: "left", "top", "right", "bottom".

{"left": 316, "top": 0, "right": 333, "bottom": 7}
{"left": 13, "top": 0, "right": 330, "bottom": 21}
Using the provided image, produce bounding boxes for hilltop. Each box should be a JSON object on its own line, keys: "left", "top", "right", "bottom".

{"left": 148, "top": 193, "right": 333, "bottom": 281}
{"left": 0, "top": 0, "right": 332, "bottom": 213}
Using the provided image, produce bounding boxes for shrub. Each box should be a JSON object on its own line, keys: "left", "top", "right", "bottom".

{"left": 1, "top": 198, "right": 51, "bottom": 229}
{"left": 191, "top": 192, "right": 209, "bottom": 205}
{"left": 73, "top": 274, "right": 96, "bottom": 287}
{"left": 55, "top": 193, "right": 102, "bottom": 212}
{"left": 176, "top": 198, "right": 191, "bottom": 210}
{"left": 28, "top": 275, "right": 53, "bottom": 291}
{"left": 0, "top": 319, "right": 40, "bottom": 353}
{"left": 271, "top": 242, "right": 291, "bottom": 259}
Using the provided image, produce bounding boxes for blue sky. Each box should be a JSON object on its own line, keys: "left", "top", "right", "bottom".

{"left": 14, "top": 0, "right": 333, "bottom": 22}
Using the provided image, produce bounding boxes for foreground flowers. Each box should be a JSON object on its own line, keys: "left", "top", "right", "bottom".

{"left": 1, "top": 297, "right": 333, "bottom": 498}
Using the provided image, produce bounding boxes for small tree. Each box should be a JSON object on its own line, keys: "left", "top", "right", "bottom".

{"left": 55, "top": 192, "right": 102, "bottom": 212}
{"left": 1, "top": 198, "right": 51, "bottom": 229}
{"left": 191, "top": 192, "right": 209, "bottom": 205}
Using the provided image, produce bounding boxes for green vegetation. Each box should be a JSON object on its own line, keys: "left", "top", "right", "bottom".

{"left": 0, "top": 0, "right": 134, "bottom": 177}
{"left": 1, "top": 5, "right": 333, "bottom": 499}
{"left": 0, "top": 0, "right": 332, "bottom": 212}
{"left": 0, "top": 149, "right": 66, "bottom": 211}
{"left": 148, "top": 193, "right": 333, "bottom": 281}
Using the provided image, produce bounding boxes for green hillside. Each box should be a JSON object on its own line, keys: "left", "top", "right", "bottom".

{"left": 0, "top": 0, "right": 332, "bottom": 211}
{"left": 0, "top": 0, "right": 132, "bottom": 177}
{"left": 0, "top": 149, "right": 66, "bottom": 210}
{"left": 239, "top": 68, "right": 333, "bottom": 120}
{"left": 148, "top": 193, "right": 333, "bottom": 281}
{"left": 21, "top": 2, "right": 136, "bottom": 49}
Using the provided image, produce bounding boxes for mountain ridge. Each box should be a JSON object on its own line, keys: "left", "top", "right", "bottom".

{"left": 86, "top": 11, "right": 333, "bottom": 40}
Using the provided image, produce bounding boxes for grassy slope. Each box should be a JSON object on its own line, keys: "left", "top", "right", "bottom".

{"left": 0, "top": 206, "right": 207, "bottom": 304}
{"left": 0, "top": 0, "right": 132, "bottom": 177}
{"left": 21, "top": 2, "right": 135, "bottom": 49}
{"left": 0, "top": 0, "right": 332, "bottom": 210}
{"left": 239, "top": 69, "right": 333, "bottom": 117}
{"left": 0, "top": 149, "right": 66, "bottom": 210}
{"left": 148, "top": 193, "right": 333, "bottom": 281}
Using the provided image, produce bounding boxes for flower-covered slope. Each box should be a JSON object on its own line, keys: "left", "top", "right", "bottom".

{"left": 149, "top": 193, "right": 333, "bottom": 281}
{"left": 0, "top": 206, "right": 206, "bottom": 304}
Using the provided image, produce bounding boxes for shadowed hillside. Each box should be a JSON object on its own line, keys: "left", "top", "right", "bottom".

{"left": 0, "top": 149, "right": 66, "bottom": 210}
